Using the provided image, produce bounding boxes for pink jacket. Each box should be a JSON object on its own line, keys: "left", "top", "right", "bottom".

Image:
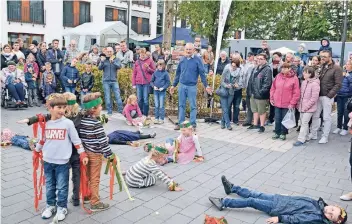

{"left": 297, "top": 78, "right": 320, "bottom": 113}
{"left": 270, "top": 70, "right": 300, "bottom": 108}
{"left": 132, "top": 57, "right": 156, "bottom": 86}
{"left": 123, "top": 103, "right": 142, "bottom": 122}
{"left": 24, "top": 62, "right": 39, "bottom": 77}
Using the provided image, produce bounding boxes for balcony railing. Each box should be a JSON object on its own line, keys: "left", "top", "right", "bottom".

{"left": 7, "top": 7, "right": 45, "bottom": 25}
{"left": 132, "top": 0, "right": 151, "bottom": 7}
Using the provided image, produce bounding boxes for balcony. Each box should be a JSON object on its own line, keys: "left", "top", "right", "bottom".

{"left": 7, "top": 7, "right": 46, "bottom": 25}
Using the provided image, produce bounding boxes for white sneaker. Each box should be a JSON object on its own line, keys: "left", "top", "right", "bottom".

{"left": 340, "top": 129, "right": 348, "bottom": 136}
{"left": 333, "top": 128, "right": 341, "bottom": 134}
{"left": 56, "top": 207, "right": 68, "bottom": 221}
{"left": 154, "top": 119, "right": 159, "bottom": 124}
{"left": 340, "top": 193, "right": 352, "bottom": 201}
{"left": 41, "top": 205, "right": 56, "bottom": 219}
{"left": 318, "top": 137, "right": 328, "bottom": 144}
{"left": 159, "top": 120, "right": 164, "bottom": 124}
{"left": 308, "top": 134, "right": 317, "bottom": 140}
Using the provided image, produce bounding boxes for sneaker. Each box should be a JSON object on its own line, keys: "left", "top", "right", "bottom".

{"left": 221, "top": 175, "right": 233, "bottom": 195}
{"left": 221, "top": 123, "right": 225, "bottom": 129}
{"left": 70, "top": 196, "right": 80, "bottom": 206}
{"left": 247, "top": 125, "right": 259, "bottom": 130}
{"left": 296, "top": 126, "right": 301, "bottom": 132}
{"left": 293, "top": 141, "right": 305, "bottom": 146}
{"left": 193, "top": 156, "right": 205, "bottom": 162}
{"left": 84, "top": 197, "right": 90, "bottom": 204}
{"left": 150, "top": 132, "right": 157, "bottom": 138}
{"left": 333, "top": 128, "right": 341, "bottom": 134}
{"left": 242, "top": 123, "right": 251, "bottom": 127}
{"left": 126, "top": 121, "right": 133, "bottom": 126}
{"left": 41, "top": 205, "right": 56, "bottom": 219}
{"left": 90, "top": 202, "right": 110, "bottom": 212}
{"left": 279, "top": 134, "right": 286, "bottom": 141}
{"left": 318, "top": 136, "right": 328, "bottom": 144}
{"left": 154, "top": 119, "right": 160, "bottom": 124}
{"left": 340, "top": 192, "right": 352, "bottom": 201}
{"left": 340, "top": 129, "right": 348, "bottom": 136}
{"left": 272, "top": 133, "right": 279, "bottom": 140}
{"left": 56, "top": 207, "right": 68, "bottom": 221}
{"left": 174, "top": 125, "right": 180, "bottom": 130}
{"left": 308, "top": 134, "right": 317, "bottom": 140}
{"left": 158, "top": 120, "right": 164, "bottom": 124}
{"left": 208, "top": 197, "right": 224, "bottom": 211}
{"left": 227, "top": 126, "right": 233, "bottom": 131}
{"left": 258, "top": 126, "right": 265, "bottom": 133}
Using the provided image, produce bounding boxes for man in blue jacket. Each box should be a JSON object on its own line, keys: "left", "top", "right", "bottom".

{"left": 209, "top": 176, "right": 347, "bottom": 224}
{"left": 46, "top": 39, "right": 64, "bottom": 91}
{"left": 61, "top": 57, "right": 80, "bottom": 93}
{"left": 170, "top": 43, "right": 212, "bottom": 130}
{"left": 98, "top": 47, "right": 123, "bottom": 114}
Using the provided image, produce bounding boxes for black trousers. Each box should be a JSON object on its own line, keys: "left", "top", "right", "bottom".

{"left": 69, "top": 153, "right": 80, "bottom": 203}
{"left": 350, "top": 140, "right": 352, "bottom": 181}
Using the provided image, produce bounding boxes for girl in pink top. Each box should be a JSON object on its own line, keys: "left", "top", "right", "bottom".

{"left": 166, "top": 121, "right": 204, "bottom": 164}
{"left": 123, "top": 94, "right": 144, "bottom": 126}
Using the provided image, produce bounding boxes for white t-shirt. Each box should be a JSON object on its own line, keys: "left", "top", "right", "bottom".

{"left": 13, "top": 50, "right": 25, "bottom": 60}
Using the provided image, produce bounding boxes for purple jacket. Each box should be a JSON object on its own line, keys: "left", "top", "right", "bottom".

{"left": 297, "top": 78, "right": 320, "bottom": 113}
{"left": 132, "top": 57, "right": 156, "bottom": 86}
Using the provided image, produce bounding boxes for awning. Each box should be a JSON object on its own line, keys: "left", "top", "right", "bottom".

{"left": 270, "top": 47, "right": 296, "bottom": 55}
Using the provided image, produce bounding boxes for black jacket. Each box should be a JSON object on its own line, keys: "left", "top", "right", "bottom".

{"left": 247, "top": 64, "right": 272, "bottom": 100}
{"left": 80, "top": 72, "right": 94, "bottom": 91}
{"left": 36, "top": 51, "right": 47, "bottom": 72}
{"left": 1, "top": 54, "right": 18, "bottom": 69}
{"left": 216, "top": 58, "right": 230, "bottom": 75}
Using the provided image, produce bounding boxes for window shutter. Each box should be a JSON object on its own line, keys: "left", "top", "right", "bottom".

{"left": 22, "top": 0, "right": 30, "bottom": 23}
{"left": 113, "top": 9, "right": 118, "bottom": 21}
{"left": 73, "top": 0, "right": 80, "bottom": 26}
{"left": 137, "top": 17, "right": 142, "bottom": 34}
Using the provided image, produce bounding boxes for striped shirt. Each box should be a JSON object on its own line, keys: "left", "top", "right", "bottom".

{"left": 125, "top": 157, "right": 173, "bottom": 188}
{"left": 79, "top": 117, "right": 112, "bottom": 157}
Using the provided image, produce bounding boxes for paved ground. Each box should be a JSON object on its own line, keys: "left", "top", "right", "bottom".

{"left": 1, "top": 107, "right": 352, "bottom": 224}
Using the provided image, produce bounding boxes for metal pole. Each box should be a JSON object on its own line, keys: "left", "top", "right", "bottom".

{"left": 340, "top": 0, "right": 348, "bottom": 67}
{"left": 173, "top": 2, "right": 177, "bottom": 46}
{"left": 126, "top": 0, "right": 130, "bottom": 47}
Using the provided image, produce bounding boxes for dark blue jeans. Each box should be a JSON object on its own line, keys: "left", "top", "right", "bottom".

{"left": 220, "top": 94, "right": 234, "bottom": 127}
{"left": 178, "top": 84, "right": 197, "bottom": 126}
{"left": 44, "top": 161, "right": 70, "bottom": 208}
{"left": 154, "top": 90, "right": 166, "bottom": 120}
{"left": 336, "top": 96, "right": 349, "bottom": 130}
{"left": 7, "top": 83, "right": 25, "bottom": 101}
{"left": 230, "top": 90, "right": 242, "bottom": 123}
{"left": 64, "top": 86, "right": 76, "bottom": 93}
{"left": 274, "top": 107, "right": 289, "bottom": 135}
{"left": 222, "top": 186, "right": 274, "bottom": 214}
{"left": 103, "top": 81, "right": 124, "bottom": 114}
{"left": 136, "top": 84, "right": 150, "bottom": 116}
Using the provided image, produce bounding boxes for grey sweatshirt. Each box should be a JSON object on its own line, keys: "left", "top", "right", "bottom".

{"left": 35, "top": 117, "right": 84, "bottom": 164}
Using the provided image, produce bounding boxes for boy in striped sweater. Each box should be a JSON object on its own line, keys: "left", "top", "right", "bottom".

{"left": 80, "top": 92, "right": 116, "bottom": 212}
{"left": 125, "top": 145, "right": 182, "bottom": 191}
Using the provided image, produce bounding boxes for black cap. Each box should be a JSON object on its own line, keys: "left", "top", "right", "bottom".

{"left": 32, "top": 40, "right": 38, "bottom": 46}
{"left": 99, "top": 53, "right": 106, "bottom": 57}
{"left": 247, "top": 52, "right": 254, "bottom": 57}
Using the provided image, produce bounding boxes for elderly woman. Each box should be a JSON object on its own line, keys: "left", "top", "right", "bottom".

{"left": 216, "top": 51, "right": 230, "bottom": 75}
{"left": 333, "top": 60, "right": 352, "bottom": 136}
{"left": 132, "top": 48, "right": 156, "bottom": 116}
{"left": 219, "top": 58, "right": 243, "bottom": 130}
{"left": 1, "top": 44, "right": 18, "bottom": 69}
{"left": 1, "top": 61, "right": 26, "bottom": 104}
{"left": 270, "top": 62, "right": 300, "bottom": 140}
{"left": 89, "top": 45, "right": 100, "bottom": 65}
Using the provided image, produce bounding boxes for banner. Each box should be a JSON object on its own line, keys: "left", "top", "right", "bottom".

{"left": 210, "top": 0, "right": 232, "bottom": 116}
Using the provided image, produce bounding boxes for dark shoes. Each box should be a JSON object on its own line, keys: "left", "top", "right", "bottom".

{"left": 209, "top": 197, "right": 224, "bottom": 211}
{"left": 258, "top": 126, "right": 265, "bottom": 133}
{"left": 150, "top": 132, "right": 157, "bottom": 138}
{"left": 247, "top": 125, "right": 259, "bottom": 130}
{"left": 242, "top": 123, "right": 251, "bottom": 127}
{"left": 70, "top": 196, "right": 80, "bottom": 206}
{"left": 221, "top": 175, "right": 233, "bottom": 195}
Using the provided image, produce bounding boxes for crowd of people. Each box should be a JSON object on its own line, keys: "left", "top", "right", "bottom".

{"left": 1, "top": 36, "right": 351, "bottom": 224}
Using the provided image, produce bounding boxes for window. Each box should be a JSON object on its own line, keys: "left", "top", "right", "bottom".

{"left": 8, "top": 33, "right": 44, "bottom": 48}
{"left": 181, "top": 19, "right": 187, "bottom": 28}
{"left": 7, "top": 0, "right": 44, "bottom": 24}
{"left": 142, "top": 18, "right": 149, "bottom": 35}
{"left": 79, "top": 2, "right": 90, "bottom": 25}
{"left": 132, "top": 0, "right": 151, "bottom": 7}
{"left": 105, "top": 7, "right": 126, "bottom": 24}
{"left": 131, "top": 16, "right": 138, "bottom": 33}
{"left": 63, "top": 1, "right": 74, "bottom": 27}
{"left": 157, "top": 13, "right": 163, "bottom": 35}
{"left": 63, "top": 1, "right": 90, "bottom": 27}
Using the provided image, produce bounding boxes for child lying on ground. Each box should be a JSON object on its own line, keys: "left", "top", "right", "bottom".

{"left": 209, "top": 176, "right": 347, "bottom": 224}
{"left": 107, "top": 130, "right": 156, "bottom": 146}
{"left": 125, "top": 145, "right": 182, "bottom": 191}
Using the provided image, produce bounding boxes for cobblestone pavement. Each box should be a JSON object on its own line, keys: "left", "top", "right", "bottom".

{"left": 1, "top": 107, "right": 352, "bottom": 224}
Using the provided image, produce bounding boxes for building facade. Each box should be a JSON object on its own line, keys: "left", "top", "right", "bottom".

{"left": 1, "top": 0, "right": 158, "bottom": 48}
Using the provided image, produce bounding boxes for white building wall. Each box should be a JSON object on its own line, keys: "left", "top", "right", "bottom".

{"left": 1, "top": 0, "right": 158, "bottom": 48}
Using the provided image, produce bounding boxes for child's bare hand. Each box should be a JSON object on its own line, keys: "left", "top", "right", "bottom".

{"left": 174, "top": 186, "right": 183, "bottom": 192}
{"left": 266, "top": 217, "right": 279, "bottom": 224}
{"left": 17, "top": 118, "right": 29, "bottom": 124}
{"left": 82, "top": 158, "right": 89, "bottom": 165}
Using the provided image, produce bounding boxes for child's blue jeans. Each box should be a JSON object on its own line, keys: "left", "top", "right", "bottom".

{"left": 154, "top": 91, "right": 166, "bottom": 120}
{"left": 44, "top": 161, "right": 70, "bottom": 208}
{"left": 222, "top": 186, "right": 274, "bottom": 214}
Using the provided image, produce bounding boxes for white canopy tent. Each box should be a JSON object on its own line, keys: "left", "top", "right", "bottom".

{"left": 270, "top": 47, "right": 296, "bottom": 55}
{"left": 62, "top": 21, "right": 138, "bottom": 51}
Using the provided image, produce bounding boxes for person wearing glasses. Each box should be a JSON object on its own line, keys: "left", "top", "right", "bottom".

{"left": 310, "top": 50, "right": 343, "bottom": 144}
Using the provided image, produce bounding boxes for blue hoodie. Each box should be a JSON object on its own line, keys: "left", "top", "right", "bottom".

{"left": 60, "top": 65, "right": 80, "bottom": 87}
{"left": 150, "top": 69, "right": 170, "bottom": 91}
{"left": 318, "top": 37, "right": 332, "bottom": 55}
{"left": 337, "top": 71, "right": 352, "bottom": 97}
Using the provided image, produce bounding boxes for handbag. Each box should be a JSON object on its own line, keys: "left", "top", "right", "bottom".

{"left": 138, "top": 60, "right": 153, "bottom": 94}
{"left": 282, "top": 108, "right": 296, "bottom": 129}
{"left": 215, "top": 86, "right": 228, "bottom": 97}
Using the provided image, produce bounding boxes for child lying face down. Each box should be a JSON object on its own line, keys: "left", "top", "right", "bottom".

{"left": 107, "top": 130, "right": 156, "bottom": 146}
{"left": 209, "top": 176, "right": 347, "bottom": 224}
